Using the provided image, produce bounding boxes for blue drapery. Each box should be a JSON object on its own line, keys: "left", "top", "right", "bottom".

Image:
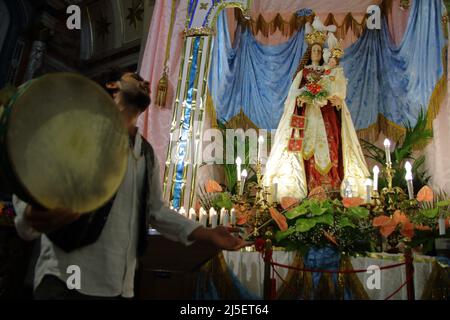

{"left": 208, "top": 12, "right": 307, "bottom": 129}
{"left": 342, "top": 0, "right": 447, "bottom": 130}
{"left": 208, "top": 0, "right": 447, "bottom": 131}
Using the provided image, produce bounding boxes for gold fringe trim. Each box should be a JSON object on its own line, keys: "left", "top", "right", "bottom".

{"left": 356, "top": 113, "right": 406, "bottom": 143}
{"left": 425, "top": 46, "right": 448, "bottom": 132}
{"left": 199, "top": 252, "right": 244, "bottom": 300}
{"left": 235, "top": 9, "right": 367, "bottom": 40}
{"left": 205, "top": 91, "right": 218, "bottom": 129}
{"left": 421, "top": 260, "right": 450, "bottom": 300}
{"left": 324, "top": 13, "right": 367, "bottom": 41}
{"left": 224, "top": 109, "right": 259, "bottom": 130}
{"left": 276, "top": 253, "right": 369, "bottom": 300}
{"left": 341, "top": 256, "right": 370, "bottom": 300}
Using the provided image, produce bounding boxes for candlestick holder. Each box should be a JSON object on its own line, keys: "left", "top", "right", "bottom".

{"left": 236, "top": 180, "right": 241, "bottom": 198}
{"left": 382, "top": 163, "right": 397, "bottom": 215}
{"left": 251, "top": 160, "right": 271, "bottom": 238}
{"left": 371, "top": 190, "right": 385, "bottom": 215}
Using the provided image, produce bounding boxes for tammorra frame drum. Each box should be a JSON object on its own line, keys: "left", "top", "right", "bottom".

{"left": 0, "top": 73, "right": 128, "bottom": 214}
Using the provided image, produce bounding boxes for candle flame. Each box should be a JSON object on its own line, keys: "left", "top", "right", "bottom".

{"left": 373, "top": 165, "right": 380, "bottom": 175}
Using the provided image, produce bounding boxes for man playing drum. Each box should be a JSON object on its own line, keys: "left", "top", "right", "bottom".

{"left": 12, "top": 71, "right": 247, "bottom": 300}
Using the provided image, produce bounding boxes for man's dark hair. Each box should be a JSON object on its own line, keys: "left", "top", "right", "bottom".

{"left": 99, "top": 69, "right": 151, "bottom": 112}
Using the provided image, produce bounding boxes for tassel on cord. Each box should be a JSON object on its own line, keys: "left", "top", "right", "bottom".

{"left": 155, "top": 67, "right": 169, "bottom": 107}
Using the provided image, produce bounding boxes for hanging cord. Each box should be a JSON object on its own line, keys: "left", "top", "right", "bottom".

{"left": 155, "top": 0, "right": 177, "bottom": 107}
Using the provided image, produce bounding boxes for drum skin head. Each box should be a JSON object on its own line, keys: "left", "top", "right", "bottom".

{"left": 7, "top": 73, "right": 129, "bottom": 214}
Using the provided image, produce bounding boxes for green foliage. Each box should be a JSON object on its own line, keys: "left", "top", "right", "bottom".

{"left": 274, "top": 199, "right": 373, "bottom": 255}
{"left": 217, "top": 121, "right": 256, "bottom": 195}
{"left": 211, "top": 192, "right": 234, "bottom": 210}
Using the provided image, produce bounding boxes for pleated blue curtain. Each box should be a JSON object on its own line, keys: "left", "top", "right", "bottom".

{"left": 208, "top": 12, "right": 307, "bottom": 129}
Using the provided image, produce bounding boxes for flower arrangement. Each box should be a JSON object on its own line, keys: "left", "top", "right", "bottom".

{"left": 298, "top": 68, "right": 330, "bottom": 106}
{"left": 370, "top": 186, "right": 450, "bottom": 254}
{"left": 273, "top": 193, "right": 374, "bottom": 256}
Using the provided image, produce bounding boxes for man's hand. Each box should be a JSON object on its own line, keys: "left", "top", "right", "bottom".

{"left": 189, "top": 226, "right": 249, "bottom": 251}
{"left": 24, "top": 206, "right": 81, "bottom": 234}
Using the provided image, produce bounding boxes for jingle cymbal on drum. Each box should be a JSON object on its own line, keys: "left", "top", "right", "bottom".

{"left": 0, "top": 73, "right": 129, "bottom": 214}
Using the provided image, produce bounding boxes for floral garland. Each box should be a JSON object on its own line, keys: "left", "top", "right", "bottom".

{"left": 199, "top": 179, "right": 450, "bottom": 257}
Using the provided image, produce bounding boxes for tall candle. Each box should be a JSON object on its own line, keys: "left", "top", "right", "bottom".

{"left": 365, "top": 179, "right": 373, "bottom": 203}
{"left": 373, "top": 166, "right": 380, "bottom": 191}
{"left": 189, "top": 208, "right": 197, "bottom": 221}
{"left": 273, "top": 177, "right": 279, "bottom": 203}
{"left": 199, "top": 207, "right": 208, "bottom": 227}
{"left": 405, "top": 161, "right": 414, "bottom": 199}
{"left": 220, "top": 208, "right": 227, "bottom": 225}
{"left": 240, "top": 169, "right": 248, "bottom": 196}
{"left": 236, "top": 157, "right": 242, "bottom": 182}
{"left": 258, "top": 136, "right": 264, "bottom": 162}
{"left": 230, "top": 208, "right": 236, "bottom": 226}
{"left": 384, "top": 139, "right": 392, "bottom": 165}
{"left": 209, "top": 207, "right": 217, "bottom": 228}
{"left": 179, "top": 207, "right": 186, "bottom": 217}
{"left": 439, "top": 215, "right": 446, "bottom": 236}
{"left": 222, "top": 210, "right": 230, "bottom": 226}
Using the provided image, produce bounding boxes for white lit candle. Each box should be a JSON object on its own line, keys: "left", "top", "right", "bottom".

{"left": 439, "top": 215, "right": 446, "bottom": 236}
{"left": 373, "top": 166, "right": 380, "bottom": 191}
{"left": 258, "top": 136, "right": 264, "bottom": 162}
{"left": 220, "top": 208, "right": 227, "bottom": 225}
{"left": 189, "top": 208, "right": 197, "bottom": 221}
{"left": 405, "top": 161, "right": 414, "bottom": 200}
{"left": 236, "top": 157, "right": 242, "bottom": 182}
{"left": 365, "top": 179, "right": 373, "bottom": 203}
{"left": 273, "top": 177, "right": 279, "bottom": 203}
{"left": 240, "top": 169, "right": 248, "bottom": 196}
{"left": 209, "top": 207, "right": 217, "bottom": 228}
{"left": 230, "top": 208, "right": 236, "bottom": 226}
{"left": 199, "top": 207, "right": 208, "bottom": 227}
{"left": 222, "top": 210, "right": 230, "bottom": 226}
{"left": 384, "top": 139, "right": 392, "bottom": 165}
{"left": 179, "top": 207, "right": 186, "bottom": 217}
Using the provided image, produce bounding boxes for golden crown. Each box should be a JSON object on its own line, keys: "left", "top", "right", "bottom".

{"left": 305, "top": 30, "right": 327, "bottom": 46}
{"left": 331, "top": 47, "right": 344, "bottom": 59}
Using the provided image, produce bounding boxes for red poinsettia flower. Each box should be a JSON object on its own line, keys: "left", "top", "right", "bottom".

{"left": 372, "top": 211, "right": 415, "bottom": 239}
{"left": 373, "top": 215, "right": 397, "bottom": 238}
{"left": 342, "top": 197, "right": 365, "bottom": 208}
{"left": 401, "top": 220, "right": 415, "bottom": 239}
{"left": 417, "top": 186, "right": 433, "bottom": 202}
{"left": 325, "top": 69, "right": 331, "bottom": 75}
{"left": 269, "top": 207, "right": 288, "bottom": 231}
{"left": 205, "top": 180, "right": 222, "bottom": 193}
{"left": 280, "top": 197, "right": 299, "bottom": 210}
